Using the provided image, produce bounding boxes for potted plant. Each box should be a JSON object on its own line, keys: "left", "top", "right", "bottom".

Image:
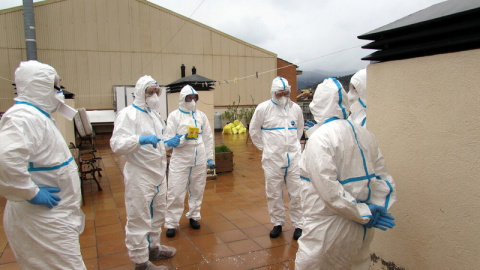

{"left": 215, "top": 144, "right": 234, "bottom": 173}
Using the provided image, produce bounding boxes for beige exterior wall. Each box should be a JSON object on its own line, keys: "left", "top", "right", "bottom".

{"left": 0, "top": 0, "right": 275, "bottom": 113}
{"left": 367, "top": 48, "right": 480, "bottom": 269}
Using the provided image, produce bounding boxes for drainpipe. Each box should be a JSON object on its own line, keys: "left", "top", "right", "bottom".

{"left": 23, "top": 0, "right": 37, "bottom": 60}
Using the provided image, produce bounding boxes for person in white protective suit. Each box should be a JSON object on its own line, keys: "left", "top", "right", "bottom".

{"left": 110, "top": 75, "right": 180, "bottom": 270}
{"left": 249, "top": 76, "right": 304, "bottom": 240}
{"left": 295, "top": 77, "right": 397, "bottom": 270}
{"left": 0, "top": 60, "right": 86, "bottom": 269}
{"left": 164, "top": 85, "right": 215, "bottom": 238}
{"left": 348, "top": 68, "right": 367, "bottom": 127}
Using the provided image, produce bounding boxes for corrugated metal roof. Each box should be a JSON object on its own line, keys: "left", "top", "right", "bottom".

{"left": 358, "top": 0, "right": 480, "bottom": 62}
{"left": 360, "top": 0, "right": 479, "bottom": 38}
{"left": 167, "top": 74, "right": 216, "bottom": 92}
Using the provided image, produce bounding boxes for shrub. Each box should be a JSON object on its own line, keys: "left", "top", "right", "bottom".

{"left": 215, "top": 144, "right": 232, "bottom": 153}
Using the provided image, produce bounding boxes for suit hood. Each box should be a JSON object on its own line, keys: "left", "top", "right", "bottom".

{"left": 270, "top": 76, "right": 291, "bottom": 104}
{"left": 309, "top": 78, "right": 350, "bottom": 124}
{"left": 350, "top": 68, "right": 367, "bottom": 105}
{"left": 179, "top": 85, "right": 198, "bottom": 111}
{"left": 14, "top": 60, "right": 59, "bottom": 113}
{"left": 133, "top": 75, "right": 157, "bottom": 109}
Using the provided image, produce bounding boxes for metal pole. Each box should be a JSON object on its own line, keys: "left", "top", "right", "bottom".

{"left": 23, "top": 0, "right": 37, "bottom": 60}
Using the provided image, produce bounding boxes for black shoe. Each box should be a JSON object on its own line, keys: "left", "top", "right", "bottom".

{"left": 189, "top": 218, "right": 201, "bottom": 229}
{"left": 166, "top": 228, "right": 176, "bottom": 238}
{"left": 293, "top": 228, "right": 302, "bottom": 240}
{"left": 269, "top": 225, "right": 282, "bottom": 238}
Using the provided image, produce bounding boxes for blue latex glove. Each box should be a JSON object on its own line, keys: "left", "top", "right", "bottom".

{"left": 305, "top": 120, "right": 316, "bottom": 128}
{"left": 28, "top": 186, "right": 61, "bottom": 209}
{"left": 364, "top": 204, "right": 387, "bottom": 228}
{"left": 373, "top": 213, "right": 396, "bottom": 231}
{"left": 164, "top": 134, "right": 182, "bottom": 148}
{"left": 207, "top": 159, "right": 216, "bottom": 169}
{"left": 139, "top": 135, "right": 161, "bottom": 148}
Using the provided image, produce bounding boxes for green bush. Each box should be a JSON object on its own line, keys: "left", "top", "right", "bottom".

{"left": 215, "top": 144, "right": 232, "bottom": 153}
{"left": 239, "top": 106, "right": 255, "bottom": 124}
{"left": 221, "top": 95, "right": 256, "bottom": 125}
{"left": 221, "top": 101, "right": 240, "bottom": 124}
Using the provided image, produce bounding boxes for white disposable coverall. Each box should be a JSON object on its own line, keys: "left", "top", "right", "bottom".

{"left": 295, "top": 78, "right": 396, "bottom": 270}
{"left": 249, "top": 76, "right": 304, "bottom": 228}
{"left": 165, "top": 85, "right": 213, "bottom": 228}
{"left": 0, "top": 61, "right": 86, "bottom": 269}
{"left": 110, "top": 76, "right": 168, "bottom": 264}
{"left": 348, "top": 68, "right": 367, "bottom": 127}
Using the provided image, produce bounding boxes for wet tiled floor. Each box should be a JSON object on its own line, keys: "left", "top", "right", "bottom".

{"left": 0, "top": 132, "right": 299, "bottom": 269}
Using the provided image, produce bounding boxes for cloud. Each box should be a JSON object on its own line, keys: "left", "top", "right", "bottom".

{"left": 215, "top": 14, "right": 276, "bottom": 47}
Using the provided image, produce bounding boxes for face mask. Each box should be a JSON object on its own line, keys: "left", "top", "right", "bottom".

{"left": 348, "top": 90, "right": 359, "bottom": 106}
{"left": 55, "top": 90, "right": 65, "bottom": 103}
{"left": 277, "top": 96, "right": 289, "bottom": 107}
{"left": 146, "top": 94, "right": 161, "bottom": 111}
{"left": 48, "top": 90, "right": 65, "bottom": 113}
{"left": 186, "top": 100, "right": 196, "bottom": 111}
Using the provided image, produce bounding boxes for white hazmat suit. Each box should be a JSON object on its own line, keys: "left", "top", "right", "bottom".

{"left": 110, "top": 76, "right": 172, "bottom": 265}
{"left": 295, "top": 78, "right": 396, "bottom": 270}
{"left": 249, "top": 76, "right": 304, "bottom": 230}
{"left": 0, "top": 61, "right": 86, "bottom": 269}
{"left": 348, "top": 68, "right": 367, "bottom": 127}
{"left": 165, "top": 85, "right": 214, "bottom": 229}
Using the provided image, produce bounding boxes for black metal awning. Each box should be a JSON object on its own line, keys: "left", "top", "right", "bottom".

{"left": 358, "top": 0, "right": 480, "bottom": 62}
{"left": 166, "top": 74, "right": 216, "bottom": 93}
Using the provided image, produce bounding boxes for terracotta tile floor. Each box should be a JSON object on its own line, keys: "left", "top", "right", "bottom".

{"left": 0, "top": 132, "right": 300, "bottom": 269}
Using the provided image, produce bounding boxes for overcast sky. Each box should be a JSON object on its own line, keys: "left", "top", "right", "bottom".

{"left": 1, "top": 0, "right": 446, "bottom": 74}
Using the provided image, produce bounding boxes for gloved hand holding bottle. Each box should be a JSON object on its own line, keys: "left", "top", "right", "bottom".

{"left": 184, "top": 133, "right": 197, "bottom": 140}
{"left": 164, "top": 134, "right": 182, "bottom": 148}
{"left": 207, "top": 159, "right": 216, "bottom": 169}
{"left": 28, "top": 186, "right": 61, "bottom": 209}
{"left": 139, "top": 135, "right": 161, "bottom": 148}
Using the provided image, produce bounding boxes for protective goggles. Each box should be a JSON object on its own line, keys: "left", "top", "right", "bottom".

{"left": 185, "top": 94, "right": 199, "bottom": 102}
{"left": 275, "top": 90, "right": 290, "bottom": 97}
{"left": 145, "top": 86, "right": 162, "bottom": 97}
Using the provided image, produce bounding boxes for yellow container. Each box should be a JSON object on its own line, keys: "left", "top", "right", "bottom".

{"left": 187, "top": 125, "right": 199, "bottom": 138}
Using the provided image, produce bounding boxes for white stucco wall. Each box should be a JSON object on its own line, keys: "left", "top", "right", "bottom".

{"left": 366, "top": 48, "right": 480, "bottom": 269}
